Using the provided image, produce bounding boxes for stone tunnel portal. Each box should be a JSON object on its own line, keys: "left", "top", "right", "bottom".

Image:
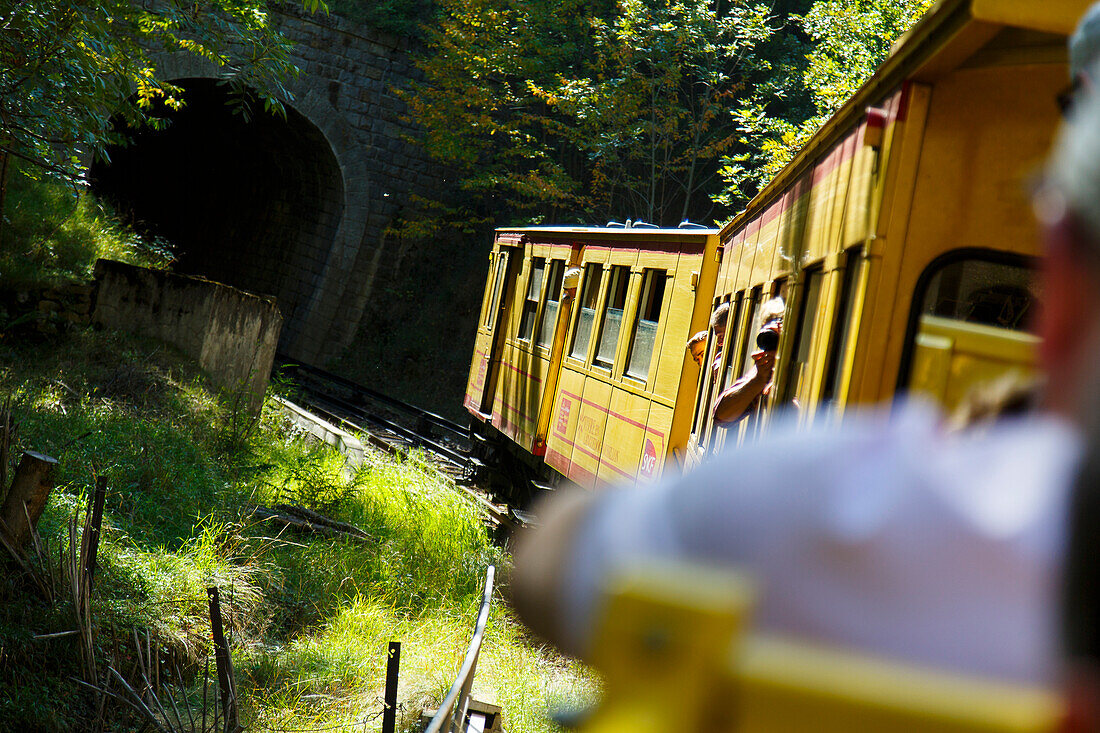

{"left": 91, "top": 78, "right": 345, "bottom": 350}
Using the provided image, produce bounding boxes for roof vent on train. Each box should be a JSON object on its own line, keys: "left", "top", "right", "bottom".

{"left": 678, "top": 220, "right": 709, "bottom": 230}
{"left": 605, "top": 219, "right": 659, "bottom": 229}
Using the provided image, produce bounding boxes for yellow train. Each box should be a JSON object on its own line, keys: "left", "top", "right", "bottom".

{"left": 465, "top": 0, "right": 1090, "bottom": 495}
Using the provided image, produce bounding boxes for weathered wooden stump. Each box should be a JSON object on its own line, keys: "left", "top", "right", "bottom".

{"left": 1, "top": 450, "right": 58, "bottom": 550}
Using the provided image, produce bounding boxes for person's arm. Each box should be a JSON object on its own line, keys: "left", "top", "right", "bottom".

{"left": 713, "top": 350, "right": 775, "bottom": 424}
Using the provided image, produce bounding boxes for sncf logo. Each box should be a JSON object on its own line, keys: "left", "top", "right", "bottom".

{"left": 641, "top": 439, "right": 658, "bottom": 478}
{"left": 555, "top": 398, "right": 571, "bottom": 435}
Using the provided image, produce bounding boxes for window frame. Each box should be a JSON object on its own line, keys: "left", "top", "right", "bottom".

{"left": 624, "top": 268, "right": 667, "bottom": 383}
{"left": 896, "top": 248, "right": 1036, "bottom": 391}
{"left": 517, "top": 257, "right": 546, "bottom": 342}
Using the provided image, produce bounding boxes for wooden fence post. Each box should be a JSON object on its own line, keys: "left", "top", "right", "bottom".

{"left": 207, "top": 586, "right": 241, "bottom": 733}
{"left": 383, "top": 641, "right": 401, "bottom": 733}
{"left": 0, "top": 451, "right": 58, "bottom": 550}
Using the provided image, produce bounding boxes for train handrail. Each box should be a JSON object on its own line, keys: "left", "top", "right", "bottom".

{"left": 424, "top": 565, "right": 496, "bottom": 733}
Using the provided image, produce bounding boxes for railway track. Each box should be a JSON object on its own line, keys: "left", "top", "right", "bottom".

{"left": 271, "top": 357, "right": 518, "bottom": 526}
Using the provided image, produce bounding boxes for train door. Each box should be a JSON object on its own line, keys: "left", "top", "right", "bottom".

{"left": 479, "top": 247, "right": 521, "bottom": 415}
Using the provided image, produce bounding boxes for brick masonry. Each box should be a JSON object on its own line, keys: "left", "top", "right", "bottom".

{"left": 145, "top": 7, "right": 468, "bottom": 372}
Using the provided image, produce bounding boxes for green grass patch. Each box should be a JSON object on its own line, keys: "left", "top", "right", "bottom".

{"left": 0, "top": 327, "right": 593, "bottom": 731}
{"left": 0, "top": 162, "right": 173, "bottom": 292}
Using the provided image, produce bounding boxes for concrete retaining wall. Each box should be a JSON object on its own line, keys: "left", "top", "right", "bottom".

{"left": 92, "top": 259, "right": 283, "bottom": 413}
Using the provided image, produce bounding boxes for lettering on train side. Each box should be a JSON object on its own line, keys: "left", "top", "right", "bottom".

{"left": 640, "top": 439, "right": 658, "bottom": 478}
{"left": 579, "top": 415, "right": 602, "bottom": 452}
{"left": 476, "top": 357, "right": 487, "bottom": 390}
{"left": 556, "top": 397, "right": 572, "bottom": 434}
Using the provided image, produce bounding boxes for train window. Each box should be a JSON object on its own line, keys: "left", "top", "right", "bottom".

{"left": 484, "top": 253, "right": 508, "bottom": 329}
{"left": 517, "top": 258, "right": 545, "bottom": 341}
{"left": 721, "top": 294, "right": 746, "bottom": 390}
{"left": 536, "top": 260, "right": 565, "bottom": 347}
{"left": 594, "top": 266, "right": 631, "bottom": 369}
{"left": 821, "top": 249, "right": 862, "bottom": 405}
{"left": 570, "top": 264, "right": 603, "bottom": 359}
{"left": 783, "top": 267, "right": 824, "bottom": 402}
{"left": 625, "top": 269, "right": 666, "bottom": 380}
{"left": 919, "top": 258, "right": 1034, "bottom": 331}
{"left": 739, "top": 287, "right": 765, "bottom": 378}
{"left": 690, "top": 298, "right": 724, "bottom": 437}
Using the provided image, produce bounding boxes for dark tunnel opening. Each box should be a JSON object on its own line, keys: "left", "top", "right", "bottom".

{"left": 90, "top": 79, "right": 345, "bottom": 345}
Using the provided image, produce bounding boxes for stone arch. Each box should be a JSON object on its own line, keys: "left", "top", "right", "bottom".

{"left": 90, "top": 52, "right": 373, "bottom": 361}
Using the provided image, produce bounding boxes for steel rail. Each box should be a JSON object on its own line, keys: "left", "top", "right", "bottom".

{"left": 273, "top": 355, "right": 468, "bottom": 440}
{"left": 297, "top": 386, "right": 470, "bottom": 468}
{"left": 425, "top": 565, "right": 496, "bottom": 733}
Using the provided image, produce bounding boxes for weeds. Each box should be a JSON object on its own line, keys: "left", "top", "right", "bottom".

{"left": 0, "top": 328, "right": 592, "bottom": 731}
{"left": 0, "top": 162, "right": 173, "bottom": 290}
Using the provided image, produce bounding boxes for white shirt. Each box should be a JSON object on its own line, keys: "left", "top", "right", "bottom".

{"left": 561, "top": 404, "right": 1082, "bottom": 686}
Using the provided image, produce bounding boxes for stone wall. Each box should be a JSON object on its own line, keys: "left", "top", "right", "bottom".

{"left": 93, "top": 10, "right": 487, "bottom": 420}
{"left": 92, "top": 260, "right": 283, "bottom": 414}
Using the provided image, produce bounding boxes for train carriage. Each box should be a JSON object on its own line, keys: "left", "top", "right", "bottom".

{"left": 466, "top": 0, "right": 1095, "bottom": 493}
{"left": 465, "top": 227, "right": 719, "bottom": 492}
{"left": 688, "top": 0, "right": 1088, "bottom": 462}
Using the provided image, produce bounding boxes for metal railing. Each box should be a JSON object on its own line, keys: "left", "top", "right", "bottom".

{"left": 424, "top": 565, "right": 496, "bottom": 733}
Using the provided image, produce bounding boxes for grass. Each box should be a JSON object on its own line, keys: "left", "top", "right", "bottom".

{"left": 0, "top": 162, "right": 173, "bottom": 292}
{"left": 0, "top": 327, "right": 594, "bottom": 731}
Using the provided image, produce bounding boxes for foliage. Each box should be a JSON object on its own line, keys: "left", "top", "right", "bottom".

{"left": 403, "top": 0, "right": 789, "bottom": 230}
{"left": 327, "top": 0, "right": 437, "bottom": 38}
{"left": 0, "top": 0, "right": 323, "bottom": 184}
{"left": 0, "top": 162, "right": 173, "bottom": 290}
{"left": 0, "top": 328, "right": 584, "bottom": 731}
{"left": 533, "top": 0, "right": 773, "bottom": 225}
{"left": 721, "top": 0, "right": 933, "bottom": 196}
{"left": 399, "top": 0, "right": 607, "bottom": 234}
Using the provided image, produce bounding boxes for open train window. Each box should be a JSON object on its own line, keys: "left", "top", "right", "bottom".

{"left": 821, "top": 249, "right": 862, "bottom": 406}
{"left": 721, "top": 294, "right": 746, "bottom": 390}
{"left": 484, "top": 252, "right": 509, "bottom": 330}
{"left": 517, "top": 258, "right": 545, "bottom": 341}
{"left": 738, "top": 287, "right": 765, "bottom": 378}
{"left": 625, "top": 269, "right": 666, "bottom": 381}
{"left": 690, "top": 297, "right": 724, "bottom": 437}
{"left": 536, "top": 260, "right": 565, "bottom": 347}
{"left": 782, "top": 267, "right": 824, "bottom": 403}
{"left": 570, "top": 264, "right": 602, "bottom": 359}
{"left": 897, "top": 249, "right": 1037, "bottom": 401}
{"left": 919, "top": 256, "right": 1034, "bottom": 330}
{"left": 594, "top": 266, "right": 631, "bottom": 369}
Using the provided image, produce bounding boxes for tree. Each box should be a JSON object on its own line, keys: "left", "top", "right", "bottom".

{"left": 535, "top": 0, "right": 773, "bottom": 226}
{"left": 400, "top": 0, "right": 610, "bottom": 235}
{"left": 403, "top": 0, "right": 779, "bottom": 232}
{"left": 0, "top": 0, "right": 324, "bottom": 235}
{"left": 718, "top": 0, "right": 932, "bottom": 201}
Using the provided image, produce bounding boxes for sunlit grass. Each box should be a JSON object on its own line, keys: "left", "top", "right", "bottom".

{"left": 0, "top": 328, "right": 594, "bottom": 731}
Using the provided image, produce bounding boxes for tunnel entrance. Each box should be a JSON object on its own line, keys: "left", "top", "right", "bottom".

{"left": 90, "top": 78, "right": 345, "bottom": 347}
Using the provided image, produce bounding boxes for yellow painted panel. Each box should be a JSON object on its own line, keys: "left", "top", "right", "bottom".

{"left": 971, "top": 0, "right": 1094, "bottom": 35}
{"left": 546, "top": 365, "right": 587, "bottom": 479}
{"left": 464, "top": 330, "right": 494, "bottom": 412}
{"left": 598, "top": 388, "right": 649, "bottom": 486}
{"left": 570, "top": 378, "right": 613, "bottom": 488}
{"left": 909, "top": 315, "right": 1038, "bottom": 412}
{"left": 842, "top": 144, "right": 876, "bottom": 250}
{"left": 862, "top": 62, "right": 1061, "bottom": 403}
{"left": 643, "top": 401, "right": 674, "bottom": 483}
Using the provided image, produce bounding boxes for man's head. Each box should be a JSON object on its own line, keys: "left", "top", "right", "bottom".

{"left": 1035, "top": 65, "right": 1100, "bottom": 425}
{"left": 686, "top": 331, "right": 707, "bottom": 368}
{"left": 709, "top": 302, "right": 730, "bottom": 351}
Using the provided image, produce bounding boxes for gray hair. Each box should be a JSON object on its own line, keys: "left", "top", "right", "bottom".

{"left": 1043, "top": 68, "right": 1100, "bottom": 246}
{"left": 1071, "top": 3, "right": 1100, "bottom": 82}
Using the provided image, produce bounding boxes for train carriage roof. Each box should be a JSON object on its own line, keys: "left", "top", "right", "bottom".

{"left": 718, "top": 0, "right": 1091, "bottom": 242}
